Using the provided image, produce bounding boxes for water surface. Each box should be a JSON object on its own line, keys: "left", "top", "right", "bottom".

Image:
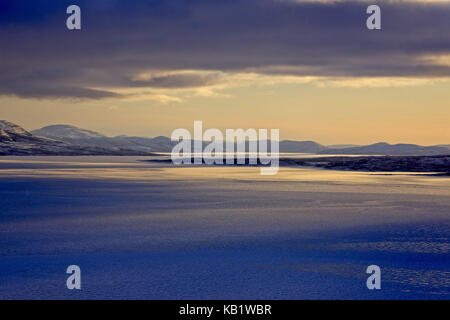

{"left": 0, "top": 157, "right": 449, "bottom": 299}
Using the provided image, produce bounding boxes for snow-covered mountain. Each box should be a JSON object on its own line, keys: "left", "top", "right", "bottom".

{"left": 1, "top": 121, "right": 449, "bottom": 156}
{"left": 0, "top": 121, "right": 152, "bottom": 156}
{"left": 32, "top": 125, "right": 105, "bottom": 139}
{"left": 32, "top": 125, "right": 173, "bottom": 153}
{"left": 0, "top": 120, "right": 52, "bottom": 145}
{"left": 0, "top": 120, "right": 33, "bottom": 138}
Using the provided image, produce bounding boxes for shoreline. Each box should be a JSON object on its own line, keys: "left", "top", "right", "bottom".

{"left": 143, "top": 155, "right": 450, "bottom": 174}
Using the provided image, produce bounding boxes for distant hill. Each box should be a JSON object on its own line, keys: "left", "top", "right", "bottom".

{"left": 32, "top": 125, "right": 175, "bottom": 153}
{"left": 31, "top": 125, "right": 328, "bottom": 153}
{"left": 1, "top": 121, "right": 448, "bottom": 156}
{"left": 319, "top": 142, "right": 450, "bottom": 156}
{"left": 279, "top": 140, "right": 325, "bottom": 153}
{"left": 32, "top": 125, "right": 105, "bottom": 139}
{"left": 326, "top": 144, "right": 360, "bottom": 149}
{"left": 114, "top": 135, "right": 173, "bottom": 152}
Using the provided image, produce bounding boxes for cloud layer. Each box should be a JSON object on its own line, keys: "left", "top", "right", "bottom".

{"left": 0, "top": 0, "right": 449, "bottom": 99}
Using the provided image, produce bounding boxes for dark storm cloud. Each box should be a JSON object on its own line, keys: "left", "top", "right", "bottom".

{"left": 0, "top": 0, "right": 449, "bottom": 99}
{"left": 0, "top": 82, "right": 120, "bottom": 100}
{"left": 128, "top": 71, "right": 224, "bottom": 88}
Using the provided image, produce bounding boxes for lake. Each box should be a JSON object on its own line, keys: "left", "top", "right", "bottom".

{"left": 0, "top": 156, "right": 449, "bottom": 299}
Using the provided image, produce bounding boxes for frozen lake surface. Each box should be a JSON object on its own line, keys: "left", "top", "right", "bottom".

{"left": 0, "top": 156, "right": 449, "bottom": 299}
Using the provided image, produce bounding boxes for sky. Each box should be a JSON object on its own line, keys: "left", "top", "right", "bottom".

{"left": 0, "top": 0, "right": 449, "bottom": 145}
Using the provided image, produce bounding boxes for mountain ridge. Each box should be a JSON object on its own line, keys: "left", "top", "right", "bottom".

{"left": 1, "top": 121, "right": 448, "bottom": 156}
{"left": 1, "top": 121, "right": 152, "bottom": 156}
{"left": 32, "top": 124, "right": 105, "bottom": 139}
